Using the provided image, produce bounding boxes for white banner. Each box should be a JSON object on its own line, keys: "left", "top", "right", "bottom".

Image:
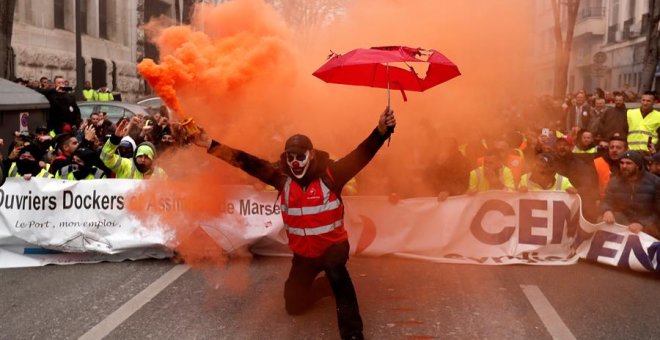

{"left": 0, "top": 178, "right": 657, "bottom": 273}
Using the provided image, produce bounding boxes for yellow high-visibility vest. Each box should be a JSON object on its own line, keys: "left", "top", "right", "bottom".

{"left": 83, "top": 89, "right": 98, "bottom": 101}
{"left": 97, "top": 91, "right": 114, "bottom": 102}
{"left": 627, "top": 108, "right": 660, "bottom": 151}
{"left": 518, "top": 173, "right": 574, "bottom": 191}
{"left": 468, "top": 166, "right": 515, "bottom": 192}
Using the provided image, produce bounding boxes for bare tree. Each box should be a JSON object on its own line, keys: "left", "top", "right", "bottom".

{"left": 0, "top": 0, "right": 16, "bottom": 79}
{"left": 551, "top": 0, "right": 580, "bottom": 98}
{"left": 272, "top": 0, "right": 346, "bottom": 43}
{"left": 640, "top": 0, "right": 660, "bottom": 93}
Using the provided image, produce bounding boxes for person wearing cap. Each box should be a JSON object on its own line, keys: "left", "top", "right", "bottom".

{"left": 55, "top": 147, "right": 106, "bottom": 180}
{"left": 34, "top": 126, "right": 53, "bottom": 147}
{"left": 518, "top": 153, "right": 576, "bottom": 193}
{"left": 99, "top": 118, "right": 166, "bottom": 179}
{"left": 7, "top": 144, "right": 52, "bottom": 180}
{"left": 648, "top": 153, "right": 660, "bottom": 177}
{"left": 601, "top": 150, "right": 660, "bottom": 238}
{"left": 191, "top": 108, "right": 396, "bottom": 340}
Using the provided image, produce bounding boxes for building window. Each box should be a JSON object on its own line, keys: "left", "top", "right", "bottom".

{"left": 611, "top": 0, "right": 619, "bottom": 25}
{"left": 99, "top": 0, "right": 109, "bottom": 39}
{"left": 54, "top": 0, "right": 65, "bottom": 29}
{"left": 629, "top": 0, "right": 636, "bottom": 20}
{"left": 79, "top": 0, "right": 88, "bottom": 34}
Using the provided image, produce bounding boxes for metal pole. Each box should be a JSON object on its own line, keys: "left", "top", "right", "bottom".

{"left": 74, "top": 0, "right": 84, "bottom": 101}
{"left": 386, "top": 62, "right": 390, "bottom": 109}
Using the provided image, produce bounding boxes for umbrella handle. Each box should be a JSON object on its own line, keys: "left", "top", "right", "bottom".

{"left": 386, "top": 63, "right": 393, "bottom": 146}
{"left": 386, "top": 103, "right": 394, "bottom": 146}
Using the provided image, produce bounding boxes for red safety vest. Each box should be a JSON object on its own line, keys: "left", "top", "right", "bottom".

{"left": 280, "top": 173, "right": 347, "bottom": 258}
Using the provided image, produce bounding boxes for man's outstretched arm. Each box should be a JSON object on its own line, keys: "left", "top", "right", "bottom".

{"left": 193, "top": 131, "right": 285, "bottom": 188}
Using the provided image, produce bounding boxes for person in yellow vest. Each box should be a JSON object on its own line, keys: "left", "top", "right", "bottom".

{"left": 97, "top": 84, "right": 114, "bottom": 102}
{"left": 518, "top": 153, "right": 577, "bottom": 194}
{"left": 572, "top": 129, "right": 597, "bottom": 154}
{"left": 100, "top": 118, "right": 166, "bottom": 179}
{"left": 8, "top": 144, "right": 52, "bottom": 180}
{"left": 55, "top": 147, "right": 107, "bottom": 180}
{"left": 467, "top": 149, "right": 515, "bottom": 194}
{"left": 476, "top": 138, "right": 524, "bottom": 186}
{"left": 626, "top": 91, "right": 660, "bottom": 151}
{"left": 82, "top": 81, "right": 98, "bottom": 101}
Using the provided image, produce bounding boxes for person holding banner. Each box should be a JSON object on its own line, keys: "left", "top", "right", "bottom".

{"left": 518, "top": 153, "right": 577, "bottom": 193}
{"left": 8, "top": 144, "right": 52, "bottom": 180}
{"left": 191, "top": 108, "right": 396, "bottom": 340}
{"left": 601, "top": 151, "right": 660, "bottom": 238}
{"left": 467, "top": 149, "right": 515, "bottom": 194}
{"left": 55, "top": 147, "right": 107, "bottom": 180}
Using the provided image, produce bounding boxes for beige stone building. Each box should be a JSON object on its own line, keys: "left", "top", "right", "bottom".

{"left": 10, "top": 0, "right": 194, "bottom": 102}
{"left": 533, "top": 0, "right": 657, "bottom": 97}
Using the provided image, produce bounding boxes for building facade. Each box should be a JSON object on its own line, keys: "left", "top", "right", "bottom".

{"left": 10, "top": 0, "right": 193, "bottom": 102}
{"left": 533, "top": 0, "right": 658, "bottom": 97}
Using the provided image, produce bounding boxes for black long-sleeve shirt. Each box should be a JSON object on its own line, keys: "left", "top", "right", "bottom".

{"left": 207, "top": 128, "right": 390, "bottom": 192}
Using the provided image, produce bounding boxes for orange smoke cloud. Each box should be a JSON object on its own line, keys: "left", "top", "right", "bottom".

{"left": 131, "top": 0, "right": 535, "bottom": 267}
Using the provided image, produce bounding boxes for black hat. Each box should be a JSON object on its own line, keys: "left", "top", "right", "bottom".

{"left": 35, "top": 126, "right": 49, "bottom": 134}
{"left": 74, "top": 147, "right": 97, "bottom": 166}
{"left": 536, "top": 152, "right": 555, "bottom": 167}
{"left": 18, "top": 143, "right": 45, "bottom": 161}
{"left": 285, "top": 134, "right": 313, "bottom": 154}
{"left": 621, "top": 150, "right": 644, "bottom": 169}
{"left": 649, "top": 153, "right": 660, "bottom": 164}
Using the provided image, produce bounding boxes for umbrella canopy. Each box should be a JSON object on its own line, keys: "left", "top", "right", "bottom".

{"left": 312, "top": 46, "right": 461, "bottom": 102}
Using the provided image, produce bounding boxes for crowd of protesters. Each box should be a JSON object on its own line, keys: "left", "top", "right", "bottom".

{"left": 3, "top": 76, "right": 190, "bottom": 181}
{"left": 4, "top": 76, "right": 660, "bottom": 239}
{"left": 409, "top": 87, "right": 660, "bottom": 239}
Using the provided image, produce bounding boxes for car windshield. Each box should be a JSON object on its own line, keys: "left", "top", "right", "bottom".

{"left": 98, "top": 105, "right": 129, "bottom": 121}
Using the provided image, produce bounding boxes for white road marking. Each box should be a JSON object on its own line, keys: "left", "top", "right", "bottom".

{"left": 521, "top": 284, "right": 577, "bottom": 340}
{"left": 78, "top": 264, "right": 190, "bottom": 340}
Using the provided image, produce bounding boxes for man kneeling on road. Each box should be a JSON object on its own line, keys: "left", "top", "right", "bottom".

{"left": 191, "top": 108, "right": 396, "bottom": 340}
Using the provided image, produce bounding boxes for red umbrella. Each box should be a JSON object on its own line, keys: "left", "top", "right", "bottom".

{"left": 312, "top": 46, "right": 461, "bottom": 106}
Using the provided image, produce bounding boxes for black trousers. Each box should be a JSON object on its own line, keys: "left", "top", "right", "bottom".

{"left": 284, "top": 241, "right": 363, "bottom": 340}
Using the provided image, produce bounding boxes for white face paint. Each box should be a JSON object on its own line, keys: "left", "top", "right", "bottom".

{"left": 286, "top": 150, "right": 311, "bottom": 179}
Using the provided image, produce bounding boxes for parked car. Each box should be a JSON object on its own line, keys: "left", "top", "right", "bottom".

{"left": 136, "top": 96, "right": 163, "bottom": 111}
{"left": 77, "top": 101, "right": 151, "bottom": 123}
{"left": 136, "top": 96, "right": 174, "bottom": 116}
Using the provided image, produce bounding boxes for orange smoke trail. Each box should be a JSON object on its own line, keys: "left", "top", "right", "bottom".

{"left": 130, "top": 0, "right": 536, "bottom": 269}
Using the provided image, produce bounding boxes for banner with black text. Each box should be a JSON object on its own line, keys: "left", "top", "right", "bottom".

{"left": 0, "top": 178, "right": 657, "bottom": 272}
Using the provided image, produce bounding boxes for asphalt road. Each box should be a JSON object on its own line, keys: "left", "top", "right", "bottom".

{"left": 0, "top": 256, "right": 657, "bottom": 340}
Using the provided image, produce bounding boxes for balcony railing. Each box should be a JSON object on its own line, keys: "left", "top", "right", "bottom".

{"left": 579, "top": 6, "right": 605, "bottom": 20}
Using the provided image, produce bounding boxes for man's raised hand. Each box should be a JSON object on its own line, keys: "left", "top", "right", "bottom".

{"left": 114, "top": 119, "right": 130, "bottom": 138}
{"left": 377, "top": 107, "right": 396, "bottom": 136}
